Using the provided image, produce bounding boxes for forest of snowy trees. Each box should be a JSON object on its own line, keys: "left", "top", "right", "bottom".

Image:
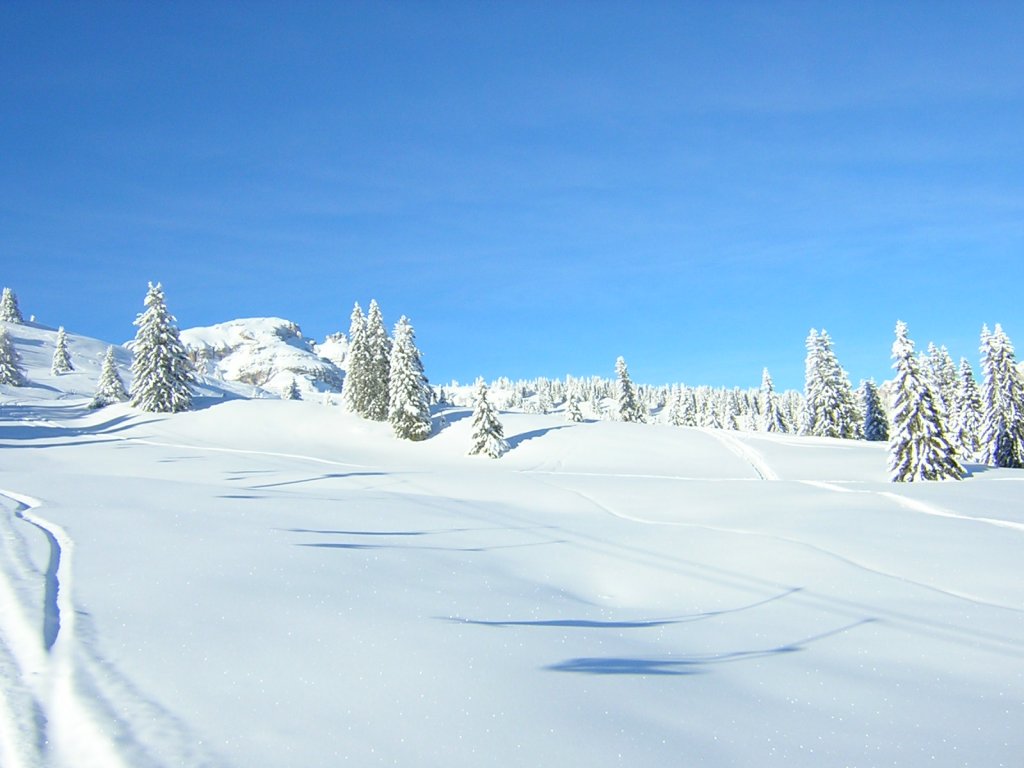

{"left": 3, "top": 282, "right": 1024, "bottom": 480}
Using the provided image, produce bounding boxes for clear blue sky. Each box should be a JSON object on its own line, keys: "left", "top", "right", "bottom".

{"left": 2, "top": 1, "right": 1021, "bottom": 391}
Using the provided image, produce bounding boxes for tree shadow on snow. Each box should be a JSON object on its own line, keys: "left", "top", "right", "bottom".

{"left": 507, "top": 425, "right": 573, "bottom": 449}
{"left": 544, "top": 619, "right": 876, "bottom": 676}
{"left": 247, "top": 471, "right": 388, "bottom": 490}
{"left": 444, "top": 588, "right": 802, "bottom": 633}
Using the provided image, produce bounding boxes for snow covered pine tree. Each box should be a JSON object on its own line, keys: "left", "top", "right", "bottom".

{"left": 387, "top": 315, "right": 432, "bottom": 441}
{"left": 0, "top": 287, "right": 23, "bottom": 323}
{"left": 0, "top": 327, "right": 26, "bottom": 385}
{"left": 90, "top": 346, "right": 128, "bottom": 409}
{"left": 364, "top": 299, "right": 392, "bottom": 421}
{"left": 979, "top": 324, "right": 1024, "bottom": 468}
{"left": 129, "top": 282, "right": 195, "bottom": 413}
{"left": 802, "top": 329, "right": 860, "bottom": 438}
{"left": 342, "top": 302, "right": 370, "bottom": 416}
{"left": 760, "top": 368, "right": 786, "bottom": 433}
{"left": 51, "top": 326, "right": 73, "bottom": 374}
{"left": 468, "top": 379, "right": 509, "bottom": 458}
{"left": 615, "top": 356, "right": 647, "bottom": 423}
{"left": 859, "top": 379, "right": 889, "bottom": 442}
{"left": 888, "top": 321, "right": 965, "bottom": 482}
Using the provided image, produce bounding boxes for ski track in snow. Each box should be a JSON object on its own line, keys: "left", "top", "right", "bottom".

{"left": 0, "top": 489, "right": 220, "bottom": 768}
{"left": 877, "top": 490, "right": 1024, "bottom": 533}
{"left": 0, "top": 488, "right": 136, "bottom": 767}
{"left": 697, "top": 428, "right": 781, "bottom": 481}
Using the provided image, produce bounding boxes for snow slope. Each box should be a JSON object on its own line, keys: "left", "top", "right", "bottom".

{"left": 1, "top": 324, "right": 1022, "bottom": 767}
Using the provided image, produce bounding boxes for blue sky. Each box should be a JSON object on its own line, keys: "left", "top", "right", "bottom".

{"left": 2, "top": 1, "right": 1021, "bottom": 391}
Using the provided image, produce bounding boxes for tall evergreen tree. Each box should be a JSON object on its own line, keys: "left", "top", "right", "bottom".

{"left": 859, "top": 379, "right": 889, "bottom": 442}
{"left": 0, "top": 288, "right": 23, "bottom": 323}
{"left": 802, "top": 329, "right": 860, "bottom": 438}
{"left": 90, "top": 346, "right": 128, "bottom": 409}
{"left": 0, "top": 327, "right": 26, "bottom": 385}
{"left": 468, "top": 379, "right": 509, "bottom": 458}
{"left": 363, "top": 299, "right": 391, "bottom": 421}
{"left": 129, "top": 282, "right": 195, "bottom": 413}
{"left": 760, "top": 368, "right": 786, "bottom": 433}
{"left": 342, "top": 302, "right": 370, "bottom": 416}
{"left": 51, "top": 326, "right": 73, "bottom": 374}
{"left": 387, "top": 316, "right": 431, "bottom": 441}
{"left": 888, "top": 321, "right": 965, "bottom": 482}
{"left": 979, "top": 324, "right": 1024, "bottom": 468}
{"left": 615, "top": 356, "right": 647, "bottom": 423}
{"left": 951, "top": 358, "right": 982, "bottom": 460}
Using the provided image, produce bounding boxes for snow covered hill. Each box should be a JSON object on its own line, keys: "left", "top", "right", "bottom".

{"left": 1, "top": 322, "right": 1023, "bottom": 767}
{"left": 181, "top": 317, "right": 347, "bottom": 398}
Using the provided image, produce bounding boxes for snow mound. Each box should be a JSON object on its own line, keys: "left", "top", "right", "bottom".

{"left": 0, "top": 320, "right": 130, "bottom": 401}
{"left": 181, "top": 317, "right": 346, "bottom": 398}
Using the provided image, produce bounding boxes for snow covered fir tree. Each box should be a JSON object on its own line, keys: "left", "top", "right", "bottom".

{"left": 0, "top": 287, "right": 23, "bottom": 323}
{"left": 363, "top": 299, "right": 392, "bottom": 421}
{"left": 342, "top": 302, "right": 372, "bottom": 417}
{"left": 859, "top": 379, "right": 889, "bottom": 442}
{"left": 387, "top": 315, "right": 432, "bottom": 441}
{"left": 979, "top": 324, "right": 1024, "bottom": 468}
{"left": 615, "top": 356, "right": 647, "bottom": 423}
{"left": 759, "top": 368, "right": 786, "bottom": 433}
{"left": 129, "top": 282, "right": 195, "bottom": 413}
{"left": 802, "top": 329, "right": 859, "bottom": 438}
{"left": 90, "top": 346, "right": 128, "bottom": 409}
{"left": 0, "top": 327, "right": 26, "bottom": 386}
{"left": 468, "top": 379, "right": 509, "bottom": 458}
{"left": 51, "top": 326, "right": 73, "bottom": 374}
{"left": 888, "top": 321, "right": 965, "bottom": 482}
{"left": 951, "top": 358, "right": 983, "bottom": 459}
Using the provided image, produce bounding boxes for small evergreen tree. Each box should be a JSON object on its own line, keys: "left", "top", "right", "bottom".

{"left": 925, "top": 343, "right": 958, "bottom": 417}
{"left": 859, "top": 379, "right": 889, "bottom": 442}
{"left": 615, "top": 356, "right": 647, "bottom": 423}
{"left": 468, "top": 379, "right": 509, "bottom": 458}
{"left": 0, "top": 288, "right": 23, "bottom": 323}
{"left": 760, "top": 368, "right": 786, "bottom": 433}
{"left": 565, "top": 391, "right": 583, "bottom": 423}
{"left": 387, "top": 316, "right": 431, "bottom": 441}
{"left": 90, "top": 346, "right": 128, "bottom": 408}
{"left": 282, "top": 377, "right": 302, "bottom": 400}
{"left": 888, "top": 321, "right": 965, "bottom": 482}
{"left": 129, "top": 282, "right": 195, "bottom": 413}
{"left": 51, "top": 326, "right": 73, "bottom": 374}
{"left": 363, "top": 299, "right": 391, "bottom": 421}
{"left": 979, "top": 324, "right": 1024, "bottom": 468}
{"left": 0, "top": 327, "right": 26, "bottom": 385}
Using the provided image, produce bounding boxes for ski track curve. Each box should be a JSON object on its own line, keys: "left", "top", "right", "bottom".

{"left": 0, "top": 489, "right": 134, "bottom": 768}
{"left": 698, "top": 429, "right": 780, "bottom": 481}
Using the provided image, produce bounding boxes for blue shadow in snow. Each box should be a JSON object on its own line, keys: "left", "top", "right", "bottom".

{"left": 507, "top": 425, "right": 573, "bottom": 449}
{"left": 546, "top": 619, "right": 876, "bottom": 676}
{"left": 249, "top": 471, "right": 388, "bottom": 490}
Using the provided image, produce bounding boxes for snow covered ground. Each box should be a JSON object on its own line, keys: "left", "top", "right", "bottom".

{"left": 1, "top": 323, "right": 1023, "bottom": 767}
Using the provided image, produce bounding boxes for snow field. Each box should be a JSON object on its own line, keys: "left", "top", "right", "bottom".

{"left": 1, "top": 325, "right": 1022, "bottom": 767}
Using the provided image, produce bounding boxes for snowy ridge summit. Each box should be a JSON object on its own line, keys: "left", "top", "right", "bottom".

{"left": 181, "top": 317, "right": 347, "bottom": 398}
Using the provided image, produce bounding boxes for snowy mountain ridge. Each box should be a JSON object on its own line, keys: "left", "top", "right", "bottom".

{"left": 180, "top": 317, "right": 348, "bottom": 398}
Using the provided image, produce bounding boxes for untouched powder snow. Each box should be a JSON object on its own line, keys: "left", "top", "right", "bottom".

{"left": 1, "top": 323, "right": 1023, "bottom": 767}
